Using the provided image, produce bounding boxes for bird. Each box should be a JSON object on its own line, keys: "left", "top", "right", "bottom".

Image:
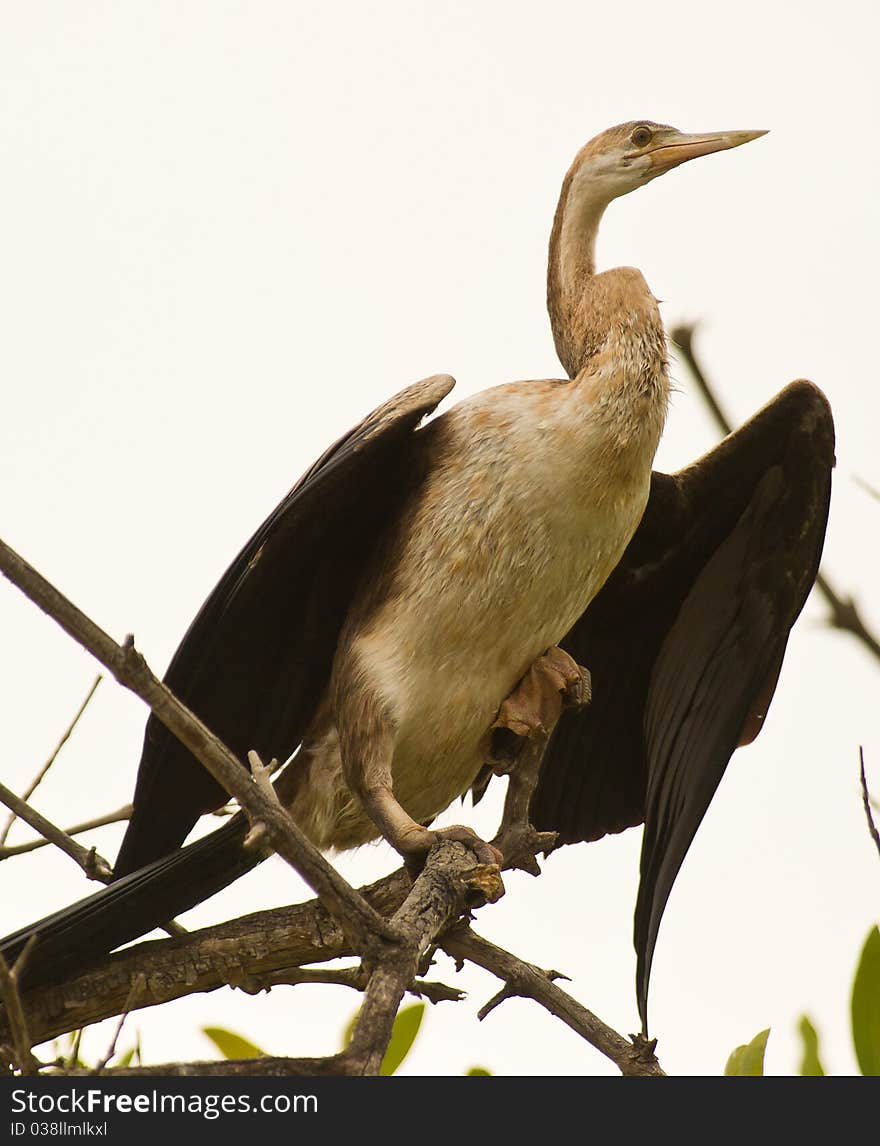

{"left": 0, "top": 121, "right": 834, "bottom": 1037}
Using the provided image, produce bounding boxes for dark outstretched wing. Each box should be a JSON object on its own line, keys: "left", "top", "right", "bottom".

{"left": 115, "top": 374, "right": 455, "bottom": 876}
{"left": 530, "top": 380, "right": 834, "bottom": 1033}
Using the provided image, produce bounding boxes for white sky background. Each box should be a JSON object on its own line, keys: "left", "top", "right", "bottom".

{"left": 1, "top": 1, "right": 878, "bottom": 1077}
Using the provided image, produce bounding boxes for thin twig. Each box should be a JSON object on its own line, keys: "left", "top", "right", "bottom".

{"left": 477, "top": 964, "right": 570, "bottom": 1021}
{"left": 91, "top": 975, "right": 144, "bottom": 1075}
{"left": 66, "top": 1028, "right": 85, "bottom": 1071}
{"left": 0, "top": 943, "right": 40, "bottom": 1075}
{"left": 441, "top": 927, "right": 665, "bottom": 1077}
{"left": 235, "top": 963, "right": 463, "bottom": 1003}
{"left": 0, "top": 676, "right": 102, "bottom": 846}
{"left": 0, "top": 805, "right": 132, "bottom": 861}
{"left": 0, "top": 534, "right": 396, "bottom": 951}
{"left": 854, "top": 476, "right": 880, "bottom": 502}
{"left": 859, "top": 747, "right": 880, "bottom": 863}
{"left": 672, "top": 324, "right": 880, "bottom": 664}
{"left": 0, "top": 779, "right": 113, "bottom": 882}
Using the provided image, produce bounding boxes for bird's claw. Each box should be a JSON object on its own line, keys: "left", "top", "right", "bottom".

{"left": 402, "top": 824, "right": 503, "bottom": 879}
{"left": 488, "top": 646, "right": 591, "bottom": 771}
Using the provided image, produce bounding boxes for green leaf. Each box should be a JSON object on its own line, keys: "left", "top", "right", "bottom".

{"left": 724, "top": 1028, "right": 770, "bottom": 1076}
{"left": 380, "top": 1003, "right": 425, "bottom": 1075}
{"left": 851, "top": 926, "right": 880, "bottom": 1076}
{"left": 107, "top": 1029, "right": 142, "bottom": 1070}
{"left": 201, "top": 1026, "right": 265, "bottom": 1060}
{"left": 466, "top": 1066, "right": 492, "bottom": 1075}
{"left": 797, "top": 1015, "right": 825, "bottom": 1076}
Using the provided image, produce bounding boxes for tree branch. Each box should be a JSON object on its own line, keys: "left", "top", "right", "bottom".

{"left": 342, "top": 840, "right": 503, "bottom": 1075}
{"left": 91, "top": 975, "right": 144, "bottom": 1075}
{"left": 0, "top": 675, "right": 102, "bottom": 846}
{"left": 0, "top": 779, "right": 113, "bottom": 882}
{"left": 57, "top": 842, "right": 503, "bottom": 1077}
{"left": 239, "top": 964, "right": 462, "bottom": 1002}
{"left": 0, "top": 805, "right": 132, "bottom": 861}
{"left": 3, "top": 871, "right": 411, "bottom": 1049}
{"left": 0, "top": 535, "right": 394, "bottom": 950}
{"left": 0, "top": 536, "right": 646, "bottom": 1077}
{"left": 2, "top": 795, "right": 656, "bottom": 1076}
{"left": 441, "top": 927, "right": 665, "bottom": 1077}
{"left": 859, "top": 747, "right": 880, "bottom": 863}
{"left": 853, "top": 475, "right": 880, "bottom": 502}
{"left": 69, "top": 1052, "right": 348, "bottom": 1077}
{"left": 0, "top": 939, "right": 40, "bottom": 1075}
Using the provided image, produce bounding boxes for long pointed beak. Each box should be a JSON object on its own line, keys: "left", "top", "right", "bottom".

{"left": 646, "top": 129, "right": 768, "bottom": 173}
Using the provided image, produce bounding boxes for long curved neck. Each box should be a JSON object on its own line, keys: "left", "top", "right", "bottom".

{"left": 546, "top": 163, "right": 612, "bottom": 378}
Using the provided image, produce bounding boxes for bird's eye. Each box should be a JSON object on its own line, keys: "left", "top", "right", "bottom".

{"left": 631, "top": 125, "right": 653, "bottom": 148}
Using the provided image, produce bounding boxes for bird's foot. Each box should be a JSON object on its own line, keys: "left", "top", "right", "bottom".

{"left": 400, "top": 823, "right": 503, "bottom": 880}
{"left": 488, "top": 647, "right": 590, "bottom": 874}
{"left": 431, "top": 825, "right": 503, "bottom": 867}
{"left": 358, "top": 779, "right": 502, "bottom": 883}
{"left": 488, "top": 646, "right": 591, "bottom": 772}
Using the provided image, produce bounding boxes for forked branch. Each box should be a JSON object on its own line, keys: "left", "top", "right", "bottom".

{"left": 0, "top": 534, "right": 663, "bottom": 1077}
{"left": 0, "top": 536, "right": 392, "bottom": 950}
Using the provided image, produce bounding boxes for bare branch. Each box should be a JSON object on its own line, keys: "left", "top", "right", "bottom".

{"left": 0, "top": 778, "right": 113, "bottom": 882}
{"left": 0, "top": 676, "right": 102, "bottom": 846}
{"left": 244, "top": 964, "right": 462, "bottom": 1003}
{"left": 3, "top": 769, "right": 646, "bottom": 1075}
{"left": 0, "top": 805, "right": 132, "bottom": 862}
{"left": 342, "top": 841, "right": 503, "bottom": 1075}
{"left": 0, "top": 534, "right": 395, "bottom": 950}
{"left": 69, "top": 1053, "right": 348, "bottom": 1077}
{"left": 91, "top": 975, "right": 144, "bottom": 1075}
{"left": 65, "top": 1027, "right": 85, "bottom": 1072}
{"left": 0, "top": 535, "right": 643, "bottom": 1077}
{"left": 854, "top": 475, "right": 880, "bottom": 502}
{"left": 859, "top": 747, "right": 880, "bottom": 863}
{"left": 56, "top": 843, "right": 501, "bottom": 1077}
{"left": 0, "top": 940, "right": 40, "bottom": 1075}
{"left": 441, "top": 927, "right": 665, "bottom": 1077}
{"left": 7, "top": 828, "right": 539, "bottom": 1051}
{"left": 5, "top": 872, "right": 410, "bottom": 1048}
{"left": 671, "top": 324, "right": 880, "bottom": 665}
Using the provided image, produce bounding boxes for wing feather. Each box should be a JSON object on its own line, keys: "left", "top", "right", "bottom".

{"left": 531, "top": 381, "right": 834, "bottom": 1031}
{"left": 115, "top": 375, "right": 454, "bottom": 876}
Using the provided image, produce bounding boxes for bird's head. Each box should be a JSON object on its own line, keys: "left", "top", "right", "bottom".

{"left": 547, "top": 119, "right": 767, "bottom": 378}
{"left": 571, "top": 120, "right": 768, "bottom": 203}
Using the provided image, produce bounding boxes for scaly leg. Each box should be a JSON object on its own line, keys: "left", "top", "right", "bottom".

{"left": 489, "top": 646, "right": 591, "bottom": 869}
{"left": 338, "top": 691, "right": 501, "bottom": 870}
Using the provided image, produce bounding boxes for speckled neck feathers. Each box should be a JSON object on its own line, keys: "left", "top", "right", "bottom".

{"left": 547, "top": 151, "right": 668, "bottom": 394}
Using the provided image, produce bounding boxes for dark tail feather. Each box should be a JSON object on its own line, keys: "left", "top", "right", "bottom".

{"left": 1, "top": 815, "right": 263, "bottom": 990}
